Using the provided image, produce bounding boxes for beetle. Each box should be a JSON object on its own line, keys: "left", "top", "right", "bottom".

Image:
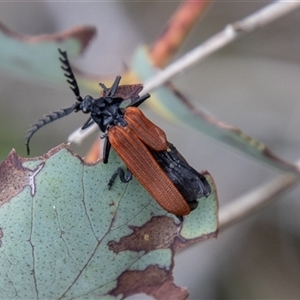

{"left": 25, "top": 49, "right": 211, "bottom": 217}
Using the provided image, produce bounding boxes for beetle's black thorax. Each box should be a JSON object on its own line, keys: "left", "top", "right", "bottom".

{"left": 90, "top": 97, "right": 127, "bottom": 132}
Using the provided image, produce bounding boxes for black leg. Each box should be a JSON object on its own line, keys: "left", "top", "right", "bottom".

{"left": 176, "top": 215, "right": 184, "bottom": 222}
{"left": 102, "top": 136, "right": 111, "bottom": 164}
{"left": 108, "top": 76, "right": 121, "bottom": 97}
{"left": 81, "top": 117, "right": 95, "bottom": 130}
{"left": 130, "top": 93, "right": 151, "bottom": 107}
{"left": 108, "top": 167, "right": 132, "bottom": 190}
{"left": 99, "top": 82, "right": 108, "bottom": 93}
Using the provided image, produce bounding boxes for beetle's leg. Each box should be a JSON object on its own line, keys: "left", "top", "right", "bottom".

{"left": 99, "top": 76, "right": 121, "bottom": 97}
{"left": 81, "top": 117, "right": 95, "bottom": 130}
{"left": 176, "top": 215, "right": 184, "bottom": 222}
{"left": 108, "top": 167, "right": 132, "bottom": 190}
{"left": 108, "top": 76, "right": 121, "bottom": 97}
{"left": 102, "top": 136, "right": 111, "bottom": 164}
{"left": 130, "top": 93, "right": 151, "bottom": 108}
{"left": 99, "top": 82, "right": 108, "bottom": 93}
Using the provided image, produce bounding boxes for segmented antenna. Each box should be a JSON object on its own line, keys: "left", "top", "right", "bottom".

{"left": 58, "top": 48, "right": 82, "bottom": 102}
{"left": 25, "top": 104, "right": 77, "bottom": 155}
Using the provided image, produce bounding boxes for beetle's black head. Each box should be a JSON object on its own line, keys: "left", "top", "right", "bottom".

{"left": 79, "top": 95, "right": 94, "bottom": 113}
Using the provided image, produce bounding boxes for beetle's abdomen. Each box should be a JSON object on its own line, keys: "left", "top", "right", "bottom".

{"left": 108, "top": 125, "right": 191, "bottom": 216}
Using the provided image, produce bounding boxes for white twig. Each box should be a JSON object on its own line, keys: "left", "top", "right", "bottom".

{"left": 219, "top": 172, "right": 299, "bottom": 232}
{"left": 68, "top": 0, "right": 300, "bottom": 144}
{"left": 143, "top": 1, "right": 300, "bottom": 93}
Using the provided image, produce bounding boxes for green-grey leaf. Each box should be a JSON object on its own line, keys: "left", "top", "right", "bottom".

{"left": 0, "top": 145, "right": 218, "bottom": 299}
{"left": 0, "top": 22, "right": 95, "bottom": 84}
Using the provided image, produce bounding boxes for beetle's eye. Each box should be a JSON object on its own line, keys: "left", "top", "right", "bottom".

{"left": 81, "top": 96, "right": 94, "bottom": 113}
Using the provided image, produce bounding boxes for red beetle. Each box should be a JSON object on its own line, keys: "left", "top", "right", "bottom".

{"left": 26, "top": 49, "right": 211, "bottom": 217}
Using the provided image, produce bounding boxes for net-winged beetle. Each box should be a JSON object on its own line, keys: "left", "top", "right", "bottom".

{"left": 25, "top": 49, "right": 211, "bottom": 218}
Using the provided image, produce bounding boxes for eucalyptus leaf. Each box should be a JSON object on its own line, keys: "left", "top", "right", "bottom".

{"left": 0, "top": 145, "right": 218, "bottom": 299}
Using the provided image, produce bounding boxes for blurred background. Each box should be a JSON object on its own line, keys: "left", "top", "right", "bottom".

{"left": 1, "top": 1, "right": 300, "bottom": 299}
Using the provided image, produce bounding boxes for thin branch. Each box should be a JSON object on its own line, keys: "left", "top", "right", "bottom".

{"left": 143, "top": 0, "right": 300, "bottom": 93}
{"left": 68, "top": 0, "right": 300, "bottom": 145}
{"left": 150, "top": 0, "right": 210, "bottom": 68}
{"left": 219, "top": 161, "right": 300, "bottom": 233}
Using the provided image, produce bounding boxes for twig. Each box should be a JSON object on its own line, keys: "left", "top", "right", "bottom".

{"left": 143, "top": 0, "right": 300, "bottom": 93}
{"left": 68, "top": 0, "right": 300, "bottom": 145}
{"left": 219, "top": 164, "right": 300, "bottom": 233}
{"left": 150, "top": 0, "right": 210, "bottom": 68}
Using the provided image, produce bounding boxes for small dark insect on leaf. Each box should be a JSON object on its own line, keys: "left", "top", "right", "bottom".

{"left": 25, "top": 49, "right": 212, "bottom": 218}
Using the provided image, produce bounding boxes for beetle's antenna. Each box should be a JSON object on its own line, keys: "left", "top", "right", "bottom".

{"left": 25, "top": 104, "right": 77, "bottom": 155}
{"left": 58, "top": 49, "right": 83, "bottom": 102}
